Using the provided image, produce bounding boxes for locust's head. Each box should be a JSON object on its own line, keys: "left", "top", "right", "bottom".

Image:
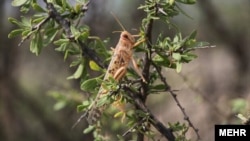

{"left": 120, "top": 31, "right": 135, "bottom": 46}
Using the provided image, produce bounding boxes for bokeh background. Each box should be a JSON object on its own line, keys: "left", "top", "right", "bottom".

{"left": 1, "top": 0, "right": 249, "bottom": 141}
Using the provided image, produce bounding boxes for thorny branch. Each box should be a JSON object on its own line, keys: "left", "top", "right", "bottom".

{"left": 135, "top": 3, "right": 157, "bottom": 141}
{"left": 152, "top": 61, "right": 201, "bottom": 141}
{"left": 122, "top": 86, "right": 175, "bottom": 141}
{"left": 42, "top": 0, "right": 106, "bottom": 69}
{"left": 138, "top": 1, "right": 201, "bottom": 141}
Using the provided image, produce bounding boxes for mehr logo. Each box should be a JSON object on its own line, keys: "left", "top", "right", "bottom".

{"left": 219, "top": 128, "right": 246, "bottom": 136}
{"left": 215, "top": 125, "right": 250, "bottom": 141}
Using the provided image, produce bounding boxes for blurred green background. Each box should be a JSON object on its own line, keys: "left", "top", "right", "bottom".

{"left": 1, "top": 0, "right": 249, "bottom": 141}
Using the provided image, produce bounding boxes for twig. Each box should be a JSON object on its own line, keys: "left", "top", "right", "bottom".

{"left": 43, "top": 0, "right": 106, "bottom": 69}
{"left": 179, "top": 73, "right": 227, "bottom": 120}
{"left": 236, "top": 114, "right": 250, "bottom": 125}
{"left": 183, "top": 45, "right": 216, "bottom": 52}
{"left": 122, "top": 86, "right": 175, "bottom": 141}
{"left": 122, "top": 119, "right": 145, "bottom": 137}
{"left": 18, "top": 16, "right": 50, "bottom": 47}
{"left": 137, "top": 2, "right": 157, "bottom": 141}
{"left": 151, "top": 62, "right": 170, "bottom": 91}
{"left": 151, "top": 62, "right": 201, "bottom": 141}
{"left": 71, "top": 111, "right": 88, "bottom": 129}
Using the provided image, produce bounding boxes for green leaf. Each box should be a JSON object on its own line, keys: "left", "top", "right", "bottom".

{"left": 176, "top": 62, "right": 182, "bottom": 73}
{"left": 22, "top": 29, "right": 32, "bottom": 36}
{"left": 12, "top": 0, "right": 28, "bottom": 7}
{"left": 32, "top": 2, "right": 45, "bottom": 12}
{"left": 77, "top": 100, "right": 90, "bottom": 112}
{"left": 54, "top": 101, "right": 66, "bottom": 111}
{"left": 153, "top": 54, "right": 171, "bottom": 67}
{"left": 96, "top": 95, "right": 110, "bottom": 107}
{"left": 8, "top": 29, "right": 23, "bottom": 38}
{"left": 168, "top": 0, "right": 175, "bottom": 5}
{"left": 8, "top": 17, "right": 22, "bottom": 27}
{"left": 189, "top": 30, "right": 197, "bottom": 40}
{"left": 61, "top": 0, "right": 71, "bottom": 9}
{"left": 150, "top": 84, "right": 167, "bottom": 91}
{"left": 80, "top": 78, "right": 99, "bottom": 92}
{"left": 83, "top": 125, "right": 95, "bottom": 134}
{"left": 181, "top": 53, "right": 197, "bottom": 62}
{"left": 172, "top": 53, "right": 181, "bottom": 61}
{"left": 30, "top": 33, "right": 43, "bottom": 55}
{"left": 43, "top": 28, "right": 58, "bottom": 46}
{"left": 70, "top": 26, "right": 80, "bottom": 39}
{"left": 67, "top": 64, "right": 84, "bottom": 79}
{"left": 54, "top": 38, "right": 69, "bottom": 45}
{"left": 176, "top": 0, "right": 196, "bottom": 4}
{"left": 231, "top": 98, "right": 247, "bottom": 113}
{"left": 32, "top": 16, "right": 46, "bottom": 24}
{"left": 20, "top": 2, "right": 31, "bottom": 13}
{"left": 55, "top": 43, "right": 68, "bottom": 52}
{"left": 70, "top": 59, "right": 82, "bottom": 67}
{"left": 21, "top": 16, "right": 32, "bottom": 27}
{"left": 89, "top": 60, "right": 100, "bottom": 71}
{"left": 114, "top": 111, "right": 124, "bottom": 118}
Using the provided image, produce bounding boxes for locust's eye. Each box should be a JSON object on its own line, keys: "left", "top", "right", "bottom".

{"left": 122, "top": 34, "right": 129, "bottom": 39}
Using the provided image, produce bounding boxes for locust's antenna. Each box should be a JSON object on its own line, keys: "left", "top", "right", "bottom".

{"left": 110, "top": 12, "right": 126, "bottom": 31}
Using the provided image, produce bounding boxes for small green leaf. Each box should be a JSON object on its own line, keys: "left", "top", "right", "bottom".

{"left": 30, "top": 33, "right": 43, "bottom": 55}
{"left": 8, "top": 17, "right": 22, "bottom": 27}
{"left": 22, "top": 29, "right": 32, "bottom": 36}
{"left": 55, "top": 43, "right": 68, "bottom": 52}
{"left": 181, "top": 53, "right": 197, "bottom": 62}
{"left": 54, "top": 38, "right": 69, "bottom": 45}
{"left": 231, "top": 98, "right": 247, "bottom": 113}
{"left": 176, "top": 0, "right": 196, "bottom": 4}
{"left": 8, "top": 29, "right": 23, "bottom": 38}
{"left": 70, "top": 59, "right": 82, "bottom": 67}
{"left": 80, "top": 78, "right": 98, "bottom": 92}
{"left": 77, "top": 105, "right": 85, "bottom": 112}
{"left": 176, "top": 62, "right": 182, "bottom": 73}
{"left": 150, "top": 84, "right": 167, "bottom": 91}
{"left": 67, "top": 64, "right": 84, "bottom": 79}
{"left": 62, "top": 0, "right": 71, "bottom": 9}
{"left": 83, "top": 125, "right": 95, "bottom": 134}
{"left": 185, "top": 39, "right": 196, "bottom": 47}
{"left": 77, "top": 101, "right": 90, "bottom": 112}
{"left": 172, "top": 53, "right": 181, "bottom": 61}
{"left": 153, "top": 54, "right": 171, "bottom": 67}
{"left": 173, "top": 34, "right": 180, "bottom": 43}
{"left": 32, "top": 16, "right": 45, "bottom": 24}
{"left": 168, "top": 0, "right": 175, "bottom": 5}
{"left": 21, "top": 16, "right": 31, "bottom": 27}
{"left": 97, "top": 95, "right": 110, "bottom": 107}
{"left": 89, "top": 60, "right": 100, "bottom": 71}
{"left": 43, "top": 28, "right": 58, "bottom": 46}
{"left": 32, "top": 2, "right": 45, "bottom": 12}
{"left": 114, "top": 111, "right": 124, "bottom": 118}
{"left": 189, "top": 30, "right": 197, "bottom": 40}
{"left": 12, "top": 0, "right": 28, "bottom": 7}
{"left": 54, "top": 101, "right": 66, "bottom": 111}
{"left": 20, "top": 3, "right": 31, "bottom": 13}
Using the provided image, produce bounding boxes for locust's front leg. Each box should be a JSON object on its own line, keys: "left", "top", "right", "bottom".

{"left": 132, "top": 38, "right": 147, "bottom": 83}
{"left": 133, "top": 38, "right": 145, "bottom": 48}
{"left": 132, "top": 57, "right": 147, "bottom": 83}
